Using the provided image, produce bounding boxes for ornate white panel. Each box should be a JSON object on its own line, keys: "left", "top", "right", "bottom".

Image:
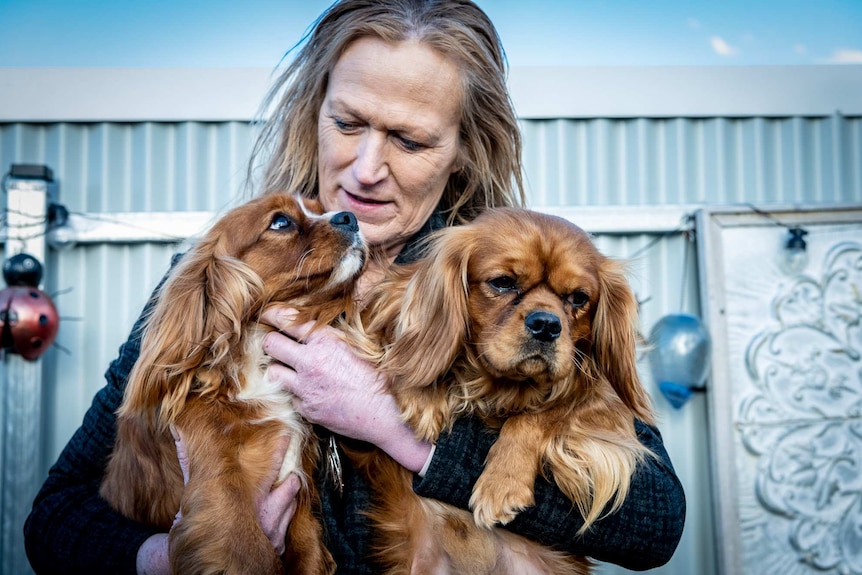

{"left": 698, "top": 206, "right": 862, "bottom": 575}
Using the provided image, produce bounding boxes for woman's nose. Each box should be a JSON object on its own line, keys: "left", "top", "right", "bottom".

{"left": 353, "top": 132, "right": 389, "bottom": 185}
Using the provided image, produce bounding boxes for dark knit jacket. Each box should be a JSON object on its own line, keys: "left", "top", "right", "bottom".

{"left": 24, "top": 214, "right": 685, "bottom": 574}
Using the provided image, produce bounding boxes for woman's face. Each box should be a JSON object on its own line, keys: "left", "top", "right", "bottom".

{"left": 317, "top": 36, "right": 462, "bottom": 258}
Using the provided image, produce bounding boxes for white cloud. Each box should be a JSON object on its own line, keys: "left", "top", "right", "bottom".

{"left": 826, "top": 48, "right": 862, "bottom": 63}
{"left": 710, "top": 36, "right": 738, "bottom": 56}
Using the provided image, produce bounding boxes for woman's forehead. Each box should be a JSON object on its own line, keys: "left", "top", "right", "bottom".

{"left": 327, "top": 37, "right": 462, "bottom": 130}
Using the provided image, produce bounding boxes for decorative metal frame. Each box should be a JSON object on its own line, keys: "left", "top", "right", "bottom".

{"left": 697, "top": 205, "right": 862, "bottom": 575}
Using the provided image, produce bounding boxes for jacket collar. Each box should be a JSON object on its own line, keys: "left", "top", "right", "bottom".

{"left": 393, "top": 210, "right": 447, "bottom": 265}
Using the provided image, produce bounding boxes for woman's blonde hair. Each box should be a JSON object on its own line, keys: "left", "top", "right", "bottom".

{"left": 249, "top": 0, "right": 524, "bottom": 223}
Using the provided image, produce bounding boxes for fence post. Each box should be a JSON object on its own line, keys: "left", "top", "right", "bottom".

{"left": 1, "top": 164, "right": 51, "bottom": 575}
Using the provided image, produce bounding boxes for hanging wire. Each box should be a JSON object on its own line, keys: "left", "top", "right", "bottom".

{"left": 745, "top": 202, "right": 796, "bottom": 228}
{"left": 681, "top": 212, "right": 699, "bottom": 312}
{"left": 627, "top": 213, "right": 695, "bottom": 262}
{"left": 620, "top": 211, "right": 697, "bottom": 335}
{"left": 679, "top": 227, "right": 693, "bottom": 312}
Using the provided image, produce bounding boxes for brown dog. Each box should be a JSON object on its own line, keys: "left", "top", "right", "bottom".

{"left": 347, "top": 207, "right": 655, "bottom": 574}
{"left": 100, "top": 193, "right": 366, "bottom": 575}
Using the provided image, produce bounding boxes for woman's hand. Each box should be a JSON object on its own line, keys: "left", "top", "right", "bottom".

{"left": 261, "top": 306, "right": 433, "bottom": 473}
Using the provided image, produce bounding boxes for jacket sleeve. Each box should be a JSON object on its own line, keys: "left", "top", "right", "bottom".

{"left": 413, "top": 417, "right": 686, "bottom": 571}
{"left": 23, "top": 262, "right": 178, "bottom": 575}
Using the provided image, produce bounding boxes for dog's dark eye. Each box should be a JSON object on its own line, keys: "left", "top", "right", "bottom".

{"left": 488, "top": 276, "right": 518, "bottom": 293}
{"left": 566, "top": 290, "right": 590, "bottom": 309}
{"left": 269, "top": 213, "right": 295, "bottom": 231}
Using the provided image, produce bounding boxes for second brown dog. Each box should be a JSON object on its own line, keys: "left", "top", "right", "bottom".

{"left": 347, "top": 207, "right": 655, "bottom": 574}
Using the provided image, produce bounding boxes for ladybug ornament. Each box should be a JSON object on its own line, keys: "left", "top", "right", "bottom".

{"left": 0, "top": 254, "right": 60, "bottom": 361}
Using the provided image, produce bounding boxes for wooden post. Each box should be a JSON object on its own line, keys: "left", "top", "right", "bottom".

{"left": 1, "top": 164, "right": 51, "bottom": 575}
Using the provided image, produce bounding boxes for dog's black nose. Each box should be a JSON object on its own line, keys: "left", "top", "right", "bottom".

{"left": 330, "top": 211, "right": 359, "bottom": 233}
{"left": 525, "top": 311, "right": 562, "bottom": 342}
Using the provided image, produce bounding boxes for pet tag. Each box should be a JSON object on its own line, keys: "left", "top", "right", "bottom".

{"left": 327, "top": 434, "right": 344, "bottom": 497}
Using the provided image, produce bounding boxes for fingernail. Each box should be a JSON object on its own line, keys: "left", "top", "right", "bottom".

{"left": 263, "top": 331, "right": 275, "bottom": 352}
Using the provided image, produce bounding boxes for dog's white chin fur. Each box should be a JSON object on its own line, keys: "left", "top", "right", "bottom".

{"left": 327, "top": 243, "right": 365, "bottom": 289}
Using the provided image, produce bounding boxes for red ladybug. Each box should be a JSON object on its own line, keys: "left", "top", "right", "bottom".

{"left": 0, "top": 286, "right": 60, "bottom": 361}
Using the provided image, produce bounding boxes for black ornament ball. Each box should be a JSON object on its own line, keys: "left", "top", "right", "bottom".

{"left": 3, "top": 253, "right": 43, "bottom": 287}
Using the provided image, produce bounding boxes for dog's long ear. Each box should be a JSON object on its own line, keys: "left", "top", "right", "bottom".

{"left": 378, "top": 228, "right": 474, "bottom": 389}
{"left": 593, "top": 259, "right": 655, "bottom": 424}
{"left": 120, "top": 236, "right": 263, "bottom": 431}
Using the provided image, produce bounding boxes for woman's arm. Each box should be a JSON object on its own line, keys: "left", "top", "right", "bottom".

{"left": 415, "top": 417, "right": 686, "bottom": 571}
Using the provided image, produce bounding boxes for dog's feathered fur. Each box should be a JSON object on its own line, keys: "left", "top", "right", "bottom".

{"left": 346, "top": 207, "right": 655, "bottom": 574}
{"left": 100, "top": 193, "right": 366, "bottom": 575}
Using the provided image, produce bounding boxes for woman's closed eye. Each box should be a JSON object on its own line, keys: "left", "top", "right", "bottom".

{"left": 333, "top": 116, "right": 423, "bottom": 152}
{"left": 333, "top": 117, "right": 361, "bottom": 133}
{"left": 395, "top": 134, "right": 425, "bottom": 152}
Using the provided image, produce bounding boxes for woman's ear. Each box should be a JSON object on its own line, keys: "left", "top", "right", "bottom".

{"left": 592, "top": 259, "right": 654, "bottom": 423}
{"left": 380, "top": 228, "right": 473, "bottom": 389}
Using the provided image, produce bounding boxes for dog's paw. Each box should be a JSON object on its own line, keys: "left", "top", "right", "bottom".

{"left": 469, "top": 472, "right": 535, "bottom": 528}
{"left": 412, "top": 409, "right": 445, "bottom": 442}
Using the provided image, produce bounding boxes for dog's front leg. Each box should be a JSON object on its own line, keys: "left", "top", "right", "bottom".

{"left": 469, "top": 413, "right": 542, "bottom": 527}
{"left": 169, "top": 402, "right": 285, "bottom": 575}
{"left": 469, "top": 410, "right": 558, "bottom": 528}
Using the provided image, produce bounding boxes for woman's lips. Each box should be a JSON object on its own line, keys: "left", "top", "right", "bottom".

{"left": 348, "top": 191, "right": 386, "bottom": 204}
{"left": 343, "top": 190, "right": 390, "bottom": 211}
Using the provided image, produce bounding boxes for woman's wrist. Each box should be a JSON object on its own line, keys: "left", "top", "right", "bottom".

{"left": 365, "top": 388, "right": 434, "bottom": 473}
{"left": 383, "top": 424, "right": 433, "bottom": 473}
{"left": 136, "top": 533, "right": 170, "bottom": 575}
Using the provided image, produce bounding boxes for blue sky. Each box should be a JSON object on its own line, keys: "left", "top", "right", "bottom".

{"left": 1, "top": 0, "right": 861, "bottom": 67}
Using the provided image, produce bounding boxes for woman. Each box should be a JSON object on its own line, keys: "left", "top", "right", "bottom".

{"left": 24, "top": 1, "right": 685, "bottom": 574}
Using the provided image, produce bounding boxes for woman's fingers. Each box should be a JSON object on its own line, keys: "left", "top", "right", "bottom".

{"left": 257, "top": 435, "right": 300, "bottom": 556}
{"left": 261, "top": 307, "right": 320, "bottom": 385}
{"left": 261, "top": 474, "right": 301, "bottom": 555}
{"left": 260, "top": 306, "right": 315, "bottom": 341}
{"left": 169, "top": 425, "right": 190, "bottom": 485}
{"left": 168, "top": 425, "right": 188, "bottom": 528}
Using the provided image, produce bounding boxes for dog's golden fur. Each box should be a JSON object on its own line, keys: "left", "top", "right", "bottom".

{"left": 346, "top": 207, "right": 655, "bottom": 574}
{"left": 100, "top": 193, "right": 366, "bottom": 575}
